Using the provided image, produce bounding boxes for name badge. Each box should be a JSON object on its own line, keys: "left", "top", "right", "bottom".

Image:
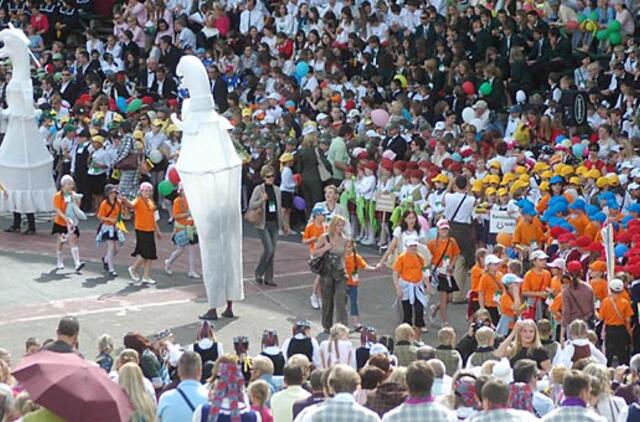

{"left": 268, "top": 201, "right": 276, "bottom": 213}
{"left": 493, "top": 291, "right": 502, "bottom": 303}
{"left": 154, "top": 210, "right": 160, "bottom": 222}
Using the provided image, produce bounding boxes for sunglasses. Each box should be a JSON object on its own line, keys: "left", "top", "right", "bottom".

{"left": 264, "top": 174, "right": 275, "bottom": 179}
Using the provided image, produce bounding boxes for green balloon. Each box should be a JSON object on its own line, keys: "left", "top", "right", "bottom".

{"left": 577, "top": 13, "right": 586, "bottom": 23}
{"left": 126, "top": 98, "right": 143, "bottom": 113}
{"left": 158, "top": 180, "right": 176, "bottom": 197}
{"left": 479, "top": 81, "right": 492, "bottom": 96}
{"left": 596, "top": 29, "right": 609, "bottom": 41}
{"left": 609, "top": 32, "right": 622, "bottom": 45}
{"left": 609, "top": 20, "right": 621, "bottom": 32}
{"left": 590, "top": 11, "right": 598, "bottom": 21}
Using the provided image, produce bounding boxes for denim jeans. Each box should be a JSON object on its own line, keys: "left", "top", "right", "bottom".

{"left": 255, "top": 220, "right": 279, "bottom": 282}
{"left": 346, "top": 285, "right": 359, "bottom": 316}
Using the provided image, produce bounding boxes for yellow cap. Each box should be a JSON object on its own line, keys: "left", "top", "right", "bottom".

{"left": 91, "top": 135, "right": 104, "bottom": 144}
{"left": 242, "top": 108, "right": 252, "bottom": 117}
{"left": 482, "top": 174, "right": 493, "bottom": 184}
{"left": 514, "top": 166, "right": 527, "bottom": 175}
{"left": 608, "top": 174, "right": 620, "bottom": 185}
{"left": 569, "top": 176, "right": 580, "bottom": 185}
{"left": 165, "top": 124, "right": 179, "bottom": 134}
{"left": 112, "top": 113, "right": 124, "bottom": 123}
{"left": 518, "top": 174, "right": 530, "bottom": 183}
{"left": 587, "top": 169, "right": 601, "bottom": 179}
{"left": 596, "top": 177, "right": 609, "bottom": 188}
{"left": 539, "top": 181, "right": 550, "bottom": 191}
{"left": 60, "top": 116, "right": 70, "bottom": 124}
{"left": 489, "top": 160, "right": 501, "bottom": 169}
{"left": 488, "top": 175, "right": 500, "bottom": 185}
{"left": 279, "top": 152, "right": 294, "bottom": 163}
{"left": 497, "top": 188, "right": 508, "bottom": 196}
{"left": 133, "top": 130, "right": 144, "bottom": 140}
{"left": 533, "top": 162, "right": 550, "bottom": 173}
{"left": 152, "top": 118, "right": 164, "bottom": 127}
{"left": 560, "top": 166, "right": 574, "bottom": 177}
{"left": 92, "top": 111, "right": 105, "bottom": 119}
{"left": 541, "top": 170, "right": 553, "bottom": 180}
{"left": 432, "top": 173, "right": 449, "bottom": 184}
{"left": 472, "top": 180, "right": 484, "bottom": 192}
{"left": 485, "top": 187, "right": 497, "bottom": 196}
{"left": 501, "top": 173, "right": 516, "bottom": 186}
{"left": 575, "top": 165, "right": 588, "bottom": 176}
{"left": 89, "top": 128, "right": 98, "bottom": 136}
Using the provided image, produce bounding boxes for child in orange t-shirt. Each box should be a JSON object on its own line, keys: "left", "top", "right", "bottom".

{"left": 164, "top": 189, "right": 200, "bottom": 279}
{"left": 497, "top": 273, "right": 523, "bottom": 336}
{"left": 546, "top": 258, "right": 565, "bottom": 296}
{"left": 598, "top": 278, "right": 633, "bottom": 365}
{"left": 122, "top": 182, "right": 162, "bottom": 285}
{"left": 52, "top": 175, "right": 85, "bottom": 272}
{"left": 588, "top": 260, "right": 608, "bottom": 308}
{"left": 393, "top": 239, "right": 427, "bottom": 339}
{"left": 427, "top": 219, "right": 461, "bottom": 327}
{"left": 469, "top": 248, "right": 488, "bottom": 319}
{"left": 96, "top": 184, "right": 125, "bottom": 277}
{"left": 303, "top": 207, "right": 327, "bottom": 310}
{"left": 345, "top": 240, "right": 375, "bottom": 331}
{"left": 478, "top": 254, "right": 504, "bottom": 326}
{"left": 522, "top": 250, "right": 552, "bottom": 319}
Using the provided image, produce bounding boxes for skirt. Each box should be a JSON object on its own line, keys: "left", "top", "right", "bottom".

{"left": 87, "top": 173, "right": 107, "bottom": 196}
{"left": 436, "top": 273, "right": 460, "bottom": 293}
{"left": 96, "top": 224, "right": 125, "bottom": 246}
{"left": 131, "top": 230, "right": 157, "bottom": 260}
{"left": 51, "top": 222, "right": 80, "bottom": 237}
{"left": 281, "top": 191, "right": 293, "bottom": 209}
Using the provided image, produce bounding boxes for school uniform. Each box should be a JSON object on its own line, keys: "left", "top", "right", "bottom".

{"left": 131, "top": 197, "right": 158, "bottom": 260}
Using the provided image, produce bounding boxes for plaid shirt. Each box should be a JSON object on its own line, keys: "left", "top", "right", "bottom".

{"left": 300, "top": 393, "right": 381, "bottom": 422}
{"left": 468, "top": 408, "right": 541, "bottom": 422}
{"left": 381, "top": 398, "right": 457, "bottom": 422}
{"left": 540, "top": 406, "right": 607, "bottom": 422}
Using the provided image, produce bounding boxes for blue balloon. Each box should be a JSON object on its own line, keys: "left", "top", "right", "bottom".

{"left": 572, "top": 143, "right": 585, "bottom": 157}
{"left": 295, "top": 62, "right": 309, "bottom": 79}
{"left": 615, "top": 244, "right": 629, "bottom": 258}
{"left": 116, "top": 97, "right": 127, "bottom": 113}
{"left": 555, "top": 135, "right": 567, "bottom": 143}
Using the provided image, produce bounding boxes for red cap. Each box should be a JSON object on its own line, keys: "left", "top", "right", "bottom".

{"left": 406, "top": 161, "right": 419, "bottom": 170}
{"left": 363, "top": 161, "right": 377, "bottom": 172}
{"left": 550, "top": 226, "right": 568, "bottom": 239}
{"left": 418, "top": 161, "right": 430, "bottom": 169}
{"left": 345, "top": 166, "right": 354, "bottom": 174}
{"left": 617, "top": 232, "right": 632, "bottom": 244}
{"left": 403, "top": 170, "right": 412, "bottom": 179}
{"left": 628, "top": 265, "right": 640, "bottom": 278}
{"left": 357, "top": 151, "right": 369, "bottom": 160}
{"left": 450, "top": 162, "right": 463, "bottom": 173}
{"left": 567, "top": 261, "right": 583, "bottom": 273}
{"left": 381, "top": 161, "right": 393, "bottom": 172}
{"left": 574, "top": 236, "right": 592, "bottom": 249}
{"left": 558, "top": 233, "right": 576, "bottom": 244}
{"left": 441, "top": 158, "right": 453, "bottom": 169}
{"left": 627, "top": 248, "right": 640, "bottom": 257}
{"left": 464, "top": 163, "right": 476, "bottom": 173}
{"left": 409, "top": 169, "right": 423, "bottom": 180}
{"left": 588, "top": 242, "right": 604, "bottom": 256}
{"left": 393, "top": 161, "right": 407, "bottom": 171}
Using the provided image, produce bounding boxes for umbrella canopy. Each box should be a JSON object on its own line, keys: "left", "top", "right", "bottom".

{"left": 13, "top": 351, "right": 134, "bottom": 422}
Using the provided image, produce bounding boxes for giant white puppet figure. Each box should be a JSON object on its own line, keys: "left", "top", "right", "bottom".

{"left": 172, "top": 56, "right": 243, "bottom": 320}
{"left": 0, "top": 26, "right": 55, "bottom": 219}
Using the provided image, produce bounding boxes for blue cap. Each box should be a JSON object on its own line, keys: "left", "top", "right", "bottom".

{"left": 522, "top": 206, "right": 537, "bottom": 216}
{"left": 629, "top": 203, "right": 640, "bottom": 214}
{"left": 585, "top": 204, "right": 600, "bottom": 216}
{"left": 569, "top": 199, "right": 586, "bottom": 210}
{"left": 550, "top": 175, "right": 564, "bottom": 185}
{"left": 549, "top": 195, "right": 569, "bottom": 208}
{"left": 590, "top": 212, "right": 607, "bottom": 223}
{"left": 311, "top": 206, "right": 327, "bottom": 217}
{"left": 615, "top": 244, "right": 629, "bottom": 258}
{"left": 597, "top": 192, "right": 615, "bottom": 202}
{"left": 607, "top": 200, "right": 619, "bottom": 211}
{"left": 621, "top": 215, "right": 634, "bottom": 227}
{"left": 516, "top": 199, "right": 535, "bottom": 210}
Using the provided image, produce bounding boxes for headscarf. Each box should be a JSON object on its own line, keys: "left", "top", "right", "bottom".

{"left": 208, "top": 362, "right": 246, "bottom": 422}
{"left": 508, "top": 382, "right": 534, "bottom": 413}
{"left": 453, "top": 376, "right": 480, "bottom": 410}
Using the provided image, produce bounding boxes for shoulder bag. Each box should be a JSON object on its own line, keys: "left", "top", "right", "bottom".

{"left": 244, "top": 185, "right": 264, "bottom": 225}
{"left": 309, "top": 234, "right": 329, "bottom": 275}
{"left": 114, "top": 139, "right": 141, "bottom": 171}
{"left": 315, "top": 147, "right": 333, "bottom": 182}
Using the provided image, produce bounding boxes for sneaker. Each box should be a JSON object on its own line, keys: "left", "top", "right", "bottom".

{"left": 310, "top": 294, "right": 320, "bottom": 309}
{"left": 86, "top": 212, "right": 96, "bottom": 217}
{"left": 4, "top": 226, "right": 20, "bottom": 233}
{"left": 188, "top": 272, "right": 201, "bottom": 279}
{"left": 128, "top": 266, "right": 140, "bottom": 282}
{"left": 141, "top": 278, "right": 157, "bottom": 285}
{"left": 199, "top": 309, "right": 218, "bottom": 321}
{"left": 420, "top": 327, "right": 429, "bottom": 333}
{"left": 108, "top": 271, "right": 118, "bottom": 277}
{"left": 74, "top": 262, "right": 85, "bottom": 272}
{"left": 56, "top": 263, "right": 65, "bottom": 270}
{"left": 429, "top": 304, "right": 438, "bottom": 323}
{"left": 164, "top": 259, "right": 172, "bottom": 275}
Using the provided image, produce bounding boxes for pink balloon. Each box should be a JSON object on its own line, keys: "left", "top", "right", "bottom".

{"left": 371, "top": 109, "right": 390, "bottom": 128}
{"left": 566, "top": 20, "right": 578, "bottom": 30}
{"left": 417, "top": 215, "right": 428, "bottom": 230}
{"left": 168, "top": 167, "right": 181, "bottom": 185}
{"left": 462, "top": 81, "right": 475, "bottom": 95}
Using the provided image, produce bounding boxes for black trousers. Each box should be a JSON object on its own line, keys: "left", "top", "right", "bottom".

{"left": 11, "top": 212, "right": 35, "bottom": 231}
{"left": 401, "top": 300, "right": 425, "bottom": 328}
{"left": 605, "top": 325, "right": 630, "bottom": 366}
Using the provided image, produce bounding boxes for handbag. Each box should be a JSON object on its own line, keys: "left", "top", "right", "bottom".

{"left": 315, "top": 147, "right": 333, "bottom": 182}
{"left": 309, "top": 252, "right": 328, "bottom": 275}
{"left": 244, "top": 185, "right": 264, "bottom": 224}
{"left": 114, "top": 149, "right": 140, "bottom": 171}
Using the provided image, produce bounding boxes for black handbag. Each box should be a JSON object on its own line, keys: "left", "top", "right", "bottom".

{"left": 309, "top": 253, "right": 328, "bottom": 275}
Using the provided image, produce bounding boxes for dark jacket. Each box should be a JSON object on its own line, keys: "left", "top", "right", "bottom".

{"left": 365, "top": 382, "right": 408, "bottom": 417}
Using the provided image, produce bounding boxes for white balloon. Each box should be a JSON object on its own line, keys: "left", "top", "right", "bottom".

{"left": 149, "top": 149, "right": 163, "bottom": 164}
{"left": 462, "top": 107, "right": 475, "bottom": 124}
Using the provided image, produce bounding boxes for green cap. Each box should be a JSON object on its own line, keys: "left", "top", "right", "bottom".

{"left": 63, "top": 124, "right": 77, "bottom": 134}
{"left": 52, "top": 53, "right": 64, "bottom": 60}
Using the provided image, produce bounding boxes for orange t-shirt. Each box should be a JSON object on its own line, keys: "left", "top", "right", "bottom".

{"left": 478, "top": 271, "right": 504, "bottom": 308}
{"left": 345, "top": 253, "right": 368, "bottom": 286}
{"left": 471, "top": 264, "right": 484, "bottom": 299}
{"left": 536, "top": 193, "right": 574, "bottom": 214}
{"left": 303, "top": 223, "right": 325, "bottom": 254}
{"left": 172, "top": 196, "right": 193, "bottom": 230}
{"left": 499, "top": 290, "right": 517, "bottom": 319}
{"left": 513, "top": 218, "right": 546, "bottom": 247}
{"left": 393, "top": 251, "right": 425, "bottom": 284}
{"left": 599, "top": 295, "right": 633, "bottom": 326}
{"left": 132, "top": 197, "right": 156, "bottom": 232}
{"left": 427, "top": 237, "right": 461, "bottom": 268}
{"left": 522, "top": 269, "right": 551, "bottom": 294}
{"left": 569, "top": 213, "right": 590, "bottom": 236}
{"left": 97, "top": 199, "right": 122, "bottom": 226}
{"left": 549, "top": 275, "right": 562, "bottom": 296}
{"left": 584, "top": 222, "right": 602, "bottom": 242}
{"left": 550, "top": 291, "right": 563, "bottom": 318}
{"left": 589, "top": 278, "right": 608, "bottom": 303}
{"left": 53, "top": 191, "right": 69, "bottom": 226}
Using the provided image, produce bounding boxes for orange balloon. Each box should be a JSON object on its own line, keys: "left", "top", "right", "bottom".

{"left": 496, "top": 232, "right": 513, "bottom": 248}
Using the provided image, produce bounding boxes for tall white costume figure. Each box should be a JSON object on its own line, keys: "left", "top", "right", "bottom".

{"left": 0, "top": 26, "right": 55, "bottom": 215}
{"left": 172, "top": 56, "right": 243, "bottom": 320}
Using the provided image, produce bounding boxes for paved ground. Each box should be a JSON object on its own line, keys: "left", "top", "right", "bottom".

{"left": 0, "top": 212, "right": 468, "bottom": 363}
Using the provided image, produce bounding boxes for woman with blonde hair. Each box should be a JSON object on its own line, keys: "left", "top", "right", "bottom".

{"left": 109, "top": 349, "right": 157, "bottom": 402}
{"left": 118, "top": 363, "right": 157, "bottom": 422}
{"left": 584, "top": 363, "right": 626, "bottom": 421}
{"left": 319, "top": 323, "right": 355, "bottom": 368}
{"left": 297, "top": 131, "right": 323, "bottom": 217}
{"left": 313, "top": 215, "right": 349, "bottom": 332}
{"left": 495, "top": 319, "right": 551, "bottom": 372}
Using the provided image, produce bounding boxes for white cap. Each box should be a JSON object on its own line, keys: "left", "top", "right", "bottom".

{"left": 268, "top": 93, "right": 280, "bottom": 101}
{"left": 472, "top": 100, "right": 488, "bottom": 110}
{"left": 516, "top": 90, "right": 527, "bottom": 104}
{"left": 621, "top": 162, "right": 635, "bottom": 170}
{"left": 406, "top": 239, "right": 419, "bottom": 247}
{"left": 530, "top": 250, "right": 549, "bottom": 261}
{"left": 301, "top": 125, "right": 317, "bottom": 136}
{"left": 610, "top": 278, "right": 624, "bottom": 292}
{"left": 492, "top": 358, "right": 513, "bottom": 384}
{"left": 547, "top": 258, "right": 566, "bottom": 271}
{"left": 628, "top": 183, "right": 640, "bottom": 191}
{"left": 484, "top": 254, "right": 502, "bottom": 266}
{"left": 347, "top": 109, "right": 360, "bottom": 119}
{"left": 502, "top": 273, "right": 523, "bottom": 285}
{"left": 436, "top": 219, "right": 450, "bottom": 230}
{"left": 316, "top": 113, "right": 329, "bottom": 122}
{"left": 370, "top": 343, "right": 389, "bottom": 355}
{"left": 631, "top": 168, "right": 640, "bottom": 179}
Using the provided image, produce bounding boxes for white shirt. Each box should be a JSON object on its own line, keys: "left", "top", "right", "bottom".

{"left": 355, "top": 174, "right": 377, "bottom": 200}
{"left": 281, "top": 334, "right": 322, "bottom": 369}
{"left": 552, "top": 338, "right": 607, "bottom": 368}
{"left": 88, "top": 147, "right": 111, "bottom": 175}
{"left": 280, "top": 166, "right": 296, "bottom": 193}
{"left": 240, "top": 8, "right": 265, "bottom": 34}
{"left": 443, "top": 192, "right": 475, "bottom": 224}
{"left": 318, "top": 339, "right": 356, "bottom": 369}
{"left": 177, "top": 27, "right": 197, "bottom": 50}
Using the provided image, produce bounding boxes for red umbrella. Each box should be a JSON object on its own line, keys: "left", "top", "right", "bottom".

{"left": 13, "top": 351, "right": 134, "bottom": 422}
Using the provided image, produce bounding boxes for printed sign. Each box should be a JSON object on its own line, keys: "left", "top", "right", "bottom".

{"left": 375, "top": 192, "right": 396, "bottom": 213}
{"left": 489, "top": 209, "right": 517, "bottom": 234}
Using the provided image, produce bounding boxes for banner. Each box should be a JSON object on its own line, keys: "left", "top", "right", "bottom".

{"left": 375, "top": 192, "right": 396, "bottom": 213}
{"left": 489, "top": 209, "right": 517, "bottom": 234}
{"left": 602, "top": 223, "right": 615, "bottom": 281}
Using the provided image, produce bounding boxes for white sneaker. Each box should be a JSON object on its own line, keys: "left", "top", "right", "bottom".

{"left": 310, "top": 294, "right": 320, "bottom": 309}
{"left": 188, "top": 271, "right": 201, "bottom": 279}
{"left": 164, "top": 259, "right": 173, "bottom": 275}
{"left": 142, "top": 278, "right": 157, "bottom": 285}
{"left": 56, "top": 263, "right": 65, "bottom": 270}
{"left": 128, "top": 266, "right": 140, "bottom": 282}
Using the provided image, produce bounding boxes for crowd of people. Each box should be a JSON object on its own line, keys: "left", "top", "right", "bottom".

{"left": 2, "top": 0, "right": 640, "bottom": 420}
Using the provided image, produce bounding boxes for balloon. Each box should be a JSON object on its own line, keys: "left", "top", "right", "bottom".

{"left": 158, "top": 180, "right": 176, "bottom": 197}
{"left": 295, "top": 61, "right": 309, "bottom": 79}
{"left": 116, "top": 97, "right": 127, "bottom": 113}
{"left": 417, "top": 215, "right": 428, "bottom": 231}
{"left": 427, "top": 227, "right": 438, "bottom": 241}
{"left": 496, "top": 232, "right": 513, "bottom": 248}
{"left": 609, "top": 20, "right": 621, "bottom": 32}
{"left": 479, "top": 81, "right": 492, "bottom": 96}
{"left": 566, "top": 20, "right": 579, "bottom": 30}
{"left": 596, "top": 29, "right": 609, "bottom": 41}
{"left": 371, "top": 109, "right": 390, "bottom": 128}
{"left": 167, "top": 167, "right": 180, "bottom": 185}
{"left": 609, "top": 32, "right": 622, "bottom": 45}
{"left": 293, "top": 195, "right": 306, "bottom": 211}
{"left": 462, "top": 81, "right": 475, "bottom": 95}
{"left": 615, "top": 244, "right": 629, "bottom": 258}
{"left": 589, "top": 11, "right": 598, "bottom": 21}
{"left": 584, "top": 21, "right": 597, "bottom": 32}
{"left": 572, "top": 143, "right": 585, "bottom": 158}
{"left": 555, "top": 135, "right": 567, "bottom": 143}
{"left": 577, "top": 14, "right": 586, "bottom": 23}
{"left": 126, "top": 98, "right": 143, "bottom": 113}
{"left": 149, "top": 149, "right": 163, "bottom": 164}
{"left": 462, "top": 107, "right": 475, "bottom": 123}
